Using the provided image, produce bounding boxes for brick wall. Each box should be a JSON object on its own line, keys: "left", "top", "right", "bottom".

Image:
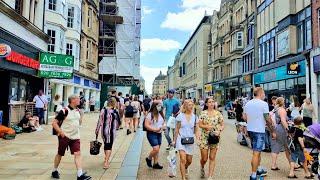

{"left": 312, "top": 0, "right": 320, "bottom": 47}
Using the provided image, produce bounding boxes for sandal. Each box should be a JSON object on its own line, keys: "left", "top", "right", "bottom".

{"left": 305, "top": 174, "right": 314, "bottom": 179}
{"left": 288, "top": 175, "right": 298, "bottom": 179}
{"left": 271, "top": 167, "right": 280, "bottom": 171}
{"left": 103, "top": 162, "right": 110, "bottom": 169}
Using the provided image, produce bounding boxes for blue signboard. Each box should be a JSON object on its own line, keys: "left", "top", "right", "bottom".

{"left": 314, "top": 55, "right": 320, "bottom": 73}
{"left": 73, "top": 75, "right": 81, "bottom": 84}
{"left": 254, "top": 61, "right": 305, "bottom": 84}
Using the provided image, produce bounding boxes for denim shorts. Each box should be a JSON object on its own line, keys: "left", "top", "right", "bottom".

{"left": 248, "top": 131, "right": 265, "bottom": 152}
{"left": 290, "top": 149, "right": 305, "bottom": 163}
{"left": 146, "top": 132, "right": 162, "bottom": 147}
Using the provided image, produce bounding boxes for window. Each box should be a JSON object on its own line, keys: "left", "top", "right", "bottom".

{"left": 270, "top": 38, "right": 275, "bottom": 63}
{"left": 49, "top": 0, "right": 57, "bottom": 11}
{"left": 237, "top": 32, "right": 243, "bottom": 47}
{"left": 15, "top": 0, "right": 23, "bottom": 15}
{"left": 86, "top": 41, "right": 92, "bottom": 60}
{"left": 66, "top": 43, "right": 73, "bottom": 55}
{"left": 318, "top": 9, "right": 320, "bottom": 45}
{"left": 88, "top": 8, "right": 92, "bottom": 28}
{"left": 67, "top": 7, "right": 74, "bottom": 28}
{"left": 265, "top": 41, "right": 270, "bottom": 64}
{"left": 297, "top": 23, "right": 303, "bottom": 52}
{"left": 306, "top": 19, "right": 312, "bottom": 49}
{"left": 47, "top": 29, "right": 56, "bottom": 53}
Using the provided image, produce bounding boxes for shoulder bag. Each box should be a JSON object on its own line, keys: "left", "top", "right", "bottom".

{"left": 180, "top": 115, "right": 196, "bottom": 145}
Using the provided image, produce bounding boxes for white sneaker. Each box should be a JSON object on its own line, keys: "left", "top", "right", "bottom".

{"left": 185, "top": 168, "right": 189, "bottom": 178}
{"left": 200, "top": 168, "right": 205, "bottom": 178}
{"left": 36, "top": 126, "right": 43, "bottom": 131}
{"left": 207, "top": 176, "right": 214, "bottom": 180}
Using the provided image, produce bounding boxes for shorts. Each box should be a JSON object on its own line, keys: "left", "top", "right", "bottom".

{"left": 125, "top": 113, "right": 134, "bottom": 118}
{"left": 133, "top": 112, "right": 140, "bottom": 118}
{"left": 147, "top": 132, "right": 162, "bottom": 147}
{"left": 248, "top": 131, "right": 265, "bottom": 152}
{"left": 290, "top": 148, "right": 305, "bottom": 163}
{"left": 58, "top": 136, "right": 80, "bottom": 156}
{"left": 119, "top": 109, "right": 124, "bottom": 119}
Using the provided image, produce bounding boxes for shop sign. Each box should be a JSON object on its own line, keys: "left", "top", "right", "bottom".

{"left": 287, "top": 62, "right": 299, "bottom": 75}
{"left": 313, "top": 55, "right": 320, "bottom": 73}
{"left": 5, "top": 51, "right": 39, "bottom": 69}
{"left": 243, "top": 74, "right": 252, "bottom": 84}
{"left": 204, "top": 84, "right": 212, "bottom": 93}
{"left": 39, "top": 52, "right": 74, "bottom": 79}
{"left": 0, "top": 44, "right": 11, "bottom": 57}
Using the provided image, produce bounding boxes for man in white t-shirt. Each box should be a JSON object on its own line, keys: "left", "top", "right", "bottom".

{"left": 243, "top": 87, "right": 274, "bottom": 180}
{"left": 33, "top": 90, "right": 48, "bottom": 124}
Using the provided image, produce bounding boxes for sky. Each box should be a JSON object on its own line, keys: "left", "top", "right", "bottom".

{"left": 140, "top": 0, "right": 221, "bottom": 94}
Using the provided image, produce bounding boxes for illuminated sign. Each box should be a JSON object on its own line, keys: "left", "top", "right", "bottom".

{"left": 287, "top": 62, "right": 299, "bottom": 75}
{"left": 5, "top": 51, "right": 39, "bottom": 69}
{"left": 0, "top": 44, "right": 11, "bottom": 57}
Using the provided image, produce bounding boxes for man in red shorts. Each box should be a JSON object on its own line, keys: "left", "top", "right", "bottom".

{"left": 51, "top": 95, "right": 91, "bottom": 180}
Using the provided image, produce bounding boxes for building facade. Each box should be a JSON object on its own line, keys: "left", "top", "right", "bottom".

{"left": 45, "top": 0, "right": 101, "bottom": 113}
{"left": 0, "top": 0, "right": 48, "bottom": 125}
{"left": 152, "top": 71, "right": 167, "bottom": 96}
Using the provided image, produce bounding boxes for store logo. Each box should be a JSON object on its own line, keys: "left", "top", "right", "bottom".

{"left": 0, "top": 44, "right": 11, "bottom": 57}
{"left": 287, "top": 62, "right": 299, "bottom": 75}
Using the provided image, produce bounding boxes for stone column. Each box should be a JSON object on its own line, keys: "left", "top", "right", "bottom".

{"left": 29, "top": 0, "right": 35, "bottom": 23}
{"left": 84, "top": 89, "right": 90, "bottom": 112}
{"left": 22, "top": 0, "right": 30, "bottom": 19}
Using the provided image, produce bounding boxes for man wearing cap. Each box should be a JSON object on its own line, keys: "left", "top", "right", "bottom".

{"left": 163, "top": 89, "right": 181, "bottom": 150}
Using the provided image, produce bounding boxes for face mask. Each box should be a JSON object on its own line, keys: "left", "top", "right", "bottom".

{"left": 156, "top": 105, "right": 162, "bottom": 112}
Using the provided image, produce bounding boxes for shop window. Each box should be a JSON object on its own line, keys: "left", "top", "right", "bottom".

{"left": 67, "top": 7, "right": 74, "bottom": 28}
{"left": 19, "top": 79, "right": 27, "bottom": 101}
{"left": 66, "top": 43, "right": 73, "bottom": 55}
{"left": 49, "top": 0, "right": 57, "bottom": 11}
{"left": 9, "top": 77, "right": 19, "bottom": 101}
{"left": 298, "top": 77, "right": 306, "bottom": 85}
{"left": 268, "top": 82, "right": 278, "bottom": 90}
{"left": 47, "top": 29, "right": 56, "bottom": 53}
{"left": 279, "top": 80, "right": 285, "bottom": 90}
{"left": 286, "top": 79, "right": 294, "bottom": 89}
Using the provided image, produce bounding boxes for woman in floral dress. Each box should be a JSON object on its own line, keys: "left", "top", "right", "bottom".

{"left": 198, "top": 97, "right": 224, "bottom": 180}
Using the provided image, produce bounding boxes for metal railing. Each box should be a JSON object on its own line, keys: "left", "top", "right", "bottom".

{"left": 8, "top": 102, "right": 36, "bottom": 125}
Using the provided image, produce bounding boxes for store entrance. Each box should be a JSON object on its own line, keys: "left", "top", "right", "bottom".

{"left": 0, "top": 70, "right": 9, "bottom": 125}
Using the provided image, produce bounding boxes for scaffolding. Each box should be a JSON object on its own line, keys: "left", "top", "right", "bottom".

{"left": 98, "top": 0, "right": 141, "bottom": 85}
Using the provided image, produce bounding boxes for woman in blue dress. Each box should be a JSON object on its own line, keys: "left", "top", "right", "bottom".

{"left": 173, "top": 99, "right": 200, "bottom": 180}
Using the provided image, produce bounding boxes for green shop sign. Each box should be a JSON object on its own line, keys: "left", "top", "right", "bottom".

{"left": 38, "top": 52, "right": 74, "bottom": 79}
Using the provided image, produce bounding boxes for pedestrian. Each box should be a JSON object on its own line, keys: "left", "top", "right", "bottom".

{"left": 124, "top": 96, "right": 134, "bottom": 135}
{"left": 288, "top": 95, "right": 301, "bottom": 120}
{"left": 53, "top": 94, "right": 63, "bottom": 115}
{"left": 288, "top": 116, "right": 314, "bottom": 179}
{"left": 144, "top": 100, "right": 165, "bottom": 169}
{"left": 194, "top": 100, "right": 201, "bottom": 117}
{"left": 131, "top": 96, "right": 141, "bottom": 132}
{"left": 163, "top": 89, "right": 181, "bottom": 150}
{"left": 110, "top": 90, "right": 120, "bottom": 109}
{"left": 78, "top": 91, "right": 86, "bottom": 112}
{"left": 173, "top": 99, "right": 199, "bottom": 180}
{"left": 235, "top": 99, "right": 244, "bottom": 122}
{"left": 243, "top": 87, "right": 274, "bottom": 180}
{"left": 302, "top": 98, "right": 315, "bottom": 127}
{"left": 33, "top": 90, "right": 48, "bottom": 124}
{"left": 95, "top": 98, "right": 120, "bottom": 169}
{"left": 89, "top": 96, "right": 95, "bottom": 112}
{"left": 118, "top": 92, "right": 125, "bottom": 129}
{"left": 51, "top": 94, "right": 91, "bottom": 180}
{"left": 143, "top": 95, "right": 152, "bottom": 115}
{"left": 270, "top": 97, "right": 291, "bottom": 171}
{"left": 198, "top": 97, "right": 224, "bottom": 179}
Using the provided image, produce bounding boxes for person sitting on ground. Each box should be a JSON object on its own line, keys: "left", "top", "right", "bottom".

{"left": 288, "top": 116, "right": 314, "bottom": 179}
{"left": 18, "top": 111, "right": 42, "bottom": 132}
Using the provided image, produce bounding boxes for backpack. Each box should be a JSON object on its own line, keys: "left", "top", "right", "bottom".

{"left": 126, "top": 102, "right": 137, "bottom": 115}
{"left": 52, "top": 108, "right": 69, "bottom": 135}
{"left": 12, "top": 125, "right": 23, "bottom": 134}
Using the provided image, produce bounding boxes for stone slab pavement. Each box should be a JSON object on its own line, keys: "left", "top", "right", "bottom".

{"left": 0, "top": 113, "right": 136, "bottom": 180}
{"left": 137, "top": 113, "right": 311, "bottom": 180}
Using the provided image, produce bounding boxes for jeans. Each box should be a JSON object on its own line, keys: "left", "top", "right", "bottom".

{"left": 36, "top": 108, "right": 44, "bottom": 124}
{"left": 165, "top": 127, "right": 175, "bottom": 146}
{"left": 248, "top": 131, "right": 265, "bottom": 152}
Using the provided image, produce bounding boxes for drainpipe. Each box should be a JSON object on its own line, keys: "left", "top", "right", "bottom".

{"left": 304, "top": 51, "right": 312, "bottom": 99}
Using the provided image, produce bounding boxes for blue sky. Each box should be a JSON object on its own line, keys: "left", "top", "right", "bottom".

{"left": 140, "top": 0, "right": 221, "bottom": 94}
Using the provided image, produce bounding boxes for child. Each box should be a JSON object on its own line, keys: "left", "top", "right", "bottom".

{"left": 288, "top": 116, "right": 314, "bottom": 179}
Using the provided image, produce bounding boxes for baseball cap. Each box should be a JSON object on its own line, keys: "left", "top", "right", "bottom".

{"left": 167, "top": 89, "right": 175, "bottom": 94}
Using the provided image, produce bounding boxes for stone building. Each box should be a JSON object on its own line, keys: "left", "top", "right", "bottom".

{"left": 152, "top": 71, "right": 167, "bottom": 96}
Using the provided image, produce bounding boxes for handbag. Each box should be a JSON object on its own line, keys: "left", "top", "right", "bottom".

{"left": 90, "top": 134, "right": 102, "bottom": 155}
{"left": 208, "top": 132, "right": 220, "bottom": 145}
{"left": 180, "top": 115, "right": 196, "bottom": 145}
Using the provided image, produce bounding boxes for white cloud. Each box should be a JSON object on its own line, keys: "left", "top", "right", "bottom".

{"left": 140, "top": 65, "right": 168, "bottom": 95}
{"left": 161, "top": 0, "right": 221, "bottom": 31}
{"left": 142, "top": 6, "right": 154, "bottom": 15}
{"left": 141, "top": 38, "right": 181, "bottom": 53}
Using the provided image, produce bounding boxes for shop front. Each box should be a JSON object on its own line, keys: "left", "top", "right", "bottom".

{"left": 224, "top": 77, "right": 240, "bottom": 101}
{"left": 239, "top": 73, "right": 253, "bottom": 97}
{"left": 212, "top": 81, "right": 225, "bottom": 105}
{"left": 0, "top": 37, "right": 44, "bottom": 126}
{"left": 204, "top": 83, "right": 213, "bottom": 97}
{"left": 311, "top": 54, "right": 320, "bottom": 121}
{"left": 254, "top": 60, "right": 306, "bottom": 106}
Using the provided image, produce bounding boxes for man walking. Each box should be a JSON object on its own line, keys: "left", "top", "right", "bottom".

{"left": 118, "top": 92, "right": 124, "bottom": 129}
{"left": 78, "top": 91, "right": 86, "bottom": 112}
{"left": 243, "top": 87, "right": 274, "bottom": 180}
{"left": 51, "top": 95, "right": 91, "bottom": 180}
{"left": 163, "top": 89, "right": 180, "bottom": 150}
{"left": 33, "top": 90, "right": 48, "bottom": 124}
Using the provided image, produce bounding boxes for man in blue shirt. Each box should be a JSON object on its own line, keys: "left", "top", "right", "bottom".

{"left": 163, "top": 89, "right": 180, "bottom": 150}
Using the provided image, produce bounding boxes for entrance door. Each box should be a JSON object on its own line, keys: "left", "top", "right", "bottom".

{"left": 0, "top": 71, "right": 9, "bottom": 125}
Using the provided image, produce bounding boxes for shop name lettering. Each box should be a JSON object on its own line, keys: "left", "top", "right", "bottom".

{"left": 6, "top": 51, "right": 39, "bottom": 69}
{"left": 41, "top": 54, "right": 73, "bottom": 66}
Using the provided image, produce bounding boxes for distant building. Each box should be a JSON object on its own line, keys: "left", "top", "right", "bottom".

{"left": 152, "top": 71, "right": 167, "bottom": 96}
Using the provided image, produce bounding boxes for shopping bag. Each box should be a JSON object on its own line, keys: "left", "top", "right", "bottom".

{"left": 167, "top": 148, "right": 177, "bottom": 178}
{"left": 90, "top": 135, "right": 102, "bottom": 155}
{"left": 167, "top": 116, "right": 176, "bottom": 129}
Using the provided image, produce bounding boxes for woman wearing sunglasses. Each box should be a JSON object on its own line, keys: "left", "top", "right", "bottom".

{"left": 144, "top": 100, "right": 166, "bottom": 169}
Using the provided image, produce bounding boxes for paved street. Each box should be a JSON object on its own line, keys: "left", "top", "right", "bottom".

{"left": 137, "top": 113, "right": 310, "bottom": 180}
{"left": 0, "top": 113, "right": 135, "bottom": 180}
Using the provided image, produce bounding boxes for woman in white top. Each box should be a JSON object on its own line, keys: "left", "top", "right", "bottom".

{"left": 173, "top": 99, "right": 199, "bottom": 180}
{"left": 131, "top": 96, "right": 141, "bottom": 132}
{"left": 53, "top": 94, "right": 62, "bottom": 115}
{"left": 144, "top": 100, "right": 166, "bottom": 169}
{"left": 288, "top": 95, "right": 301, "bottom": 120}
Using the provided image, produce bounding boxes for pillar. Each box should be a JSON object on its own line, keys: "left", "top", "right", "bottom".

{"left": 22, "top": 0, "right": 30, "bottom": 19}
{"left": 66, "top": 85, "right": 74, "bottom": 105}
{"left": 84, "top": 89, "right": 90, "bottom": 112}
{"left": 96, "top": 91, "right": 101, "bottom": 109}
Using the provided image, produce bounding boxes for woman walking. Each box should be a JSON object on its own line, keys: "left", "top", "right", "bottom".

{"left": 288, "top": 95, "right": 301, "bottom": 120}
{"left": 144, "top": 100, "right": 165, "bottom": 169}
{"left": 95, "top": 98, "right": 120, "bottom": 169}
{"left": 302, "top": 98, "right": 315, "bottom": 127}
{"left": 173, "top": 99, "right": 199, "bottom": 180}
{"left": 270, "top": 97, "right": 291, "bottom": 171}
{"left": 198, "top": 97, "right": 224, "bottom": 179}
{"left": 131, "top": 96, "right": 141, "bottom": 132}
{"left": 53, "top": 94, "right": 62, "bottom": 115}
